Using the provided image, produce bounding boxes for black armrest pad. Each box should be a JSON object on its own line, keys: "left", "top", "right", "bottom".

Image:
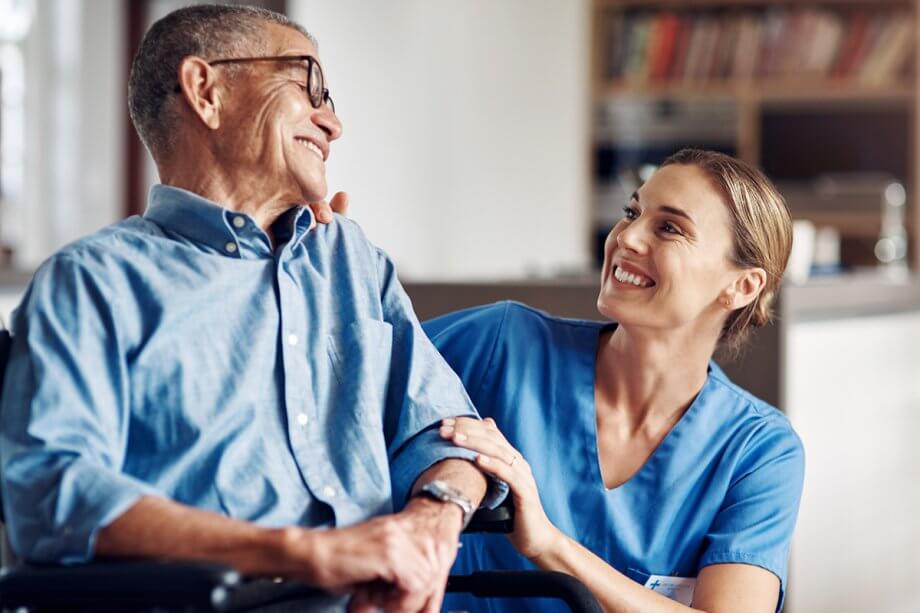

{"left": 0, "top": 559, "right": 240, "bottom": 610}
{"left": 448, "top": 571, "right": 603, "bottom": 613}
{"left": 465, "top": 500, "right": 514, "bottom": 533}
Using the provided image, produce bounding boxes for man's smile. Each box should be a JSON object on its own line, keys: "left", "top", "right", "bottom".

{"left": 295, "top": 137, "right": 325, "bottom": 161}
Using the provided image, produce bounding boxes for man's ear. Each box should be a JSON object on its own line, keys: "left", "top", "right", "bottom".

{"left": 176, "top": 56, "right": 222, "bottom": 130}
{"left": 724, "top": 267, "right": 767, "bottom": 310}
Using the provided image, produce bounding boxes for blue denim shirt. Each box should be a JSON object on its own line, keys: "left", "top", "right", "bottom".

{"left": 0, "top": 185, "right": 498, "bottom": 563}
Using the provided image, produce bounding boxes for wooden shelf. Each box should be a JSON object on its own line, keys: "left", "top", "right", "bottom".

{"left": 590, "top": 0, "right": 920, "bottom": 269}
{"left": 596, "top": 0, "right": 913, "bottom": 9}
{"left": 791, "top": 211, "right": 882, "bottom": 238}
{"left": 596, "top": 80, "right": 915, "bottom": 103}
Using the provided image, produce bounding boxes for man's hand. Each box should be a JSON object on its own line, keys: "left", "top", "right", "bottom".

{"left": 276, "top": 514, "right": 437, "bottom": 597}
{"left": 309, "top": 191, "right": 349, "bottom": 223}
{"left": 348, "top": 496, "right": 463, "bottom": 612}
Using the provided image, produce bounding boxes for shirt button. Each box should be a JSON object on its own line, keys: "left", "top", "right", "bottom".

{"left": 287, "top": 333, "right": 299, "bottom": 346}
{"left": 232, "top": 216, "right": 246, "bottom": 229}
{"left": 322, "top": 486, "right": 337, "bottom": 499}
{"left": 225, "top": 242, "right": 238, "bottom": 254}
{"left": 296, "top": 413, "right": 309, "bottom": 427}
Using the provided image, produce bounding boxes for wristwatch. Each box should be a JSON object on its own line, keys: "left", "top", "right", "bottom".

{"left": 414, "top": 479, "right": 475, "bottom": 529}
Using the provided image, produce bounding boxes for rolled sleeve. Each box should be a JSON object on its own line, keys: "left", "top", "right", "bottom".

{"left": 375, "top": 249, "right": 507, "bottom": 510}
{"left": 389, "top": 426, "right": 508, "bottom": 510}
{"left": 3, "top": 452, "right": 162, "bottom": 563}
{"left": 0, "top": 255, "right": 148, "bottom": 562}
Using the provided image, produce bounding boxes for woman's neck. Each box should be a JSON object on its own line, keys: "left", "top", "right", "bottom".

{"left": 595, "top": 325, "right": 716, "bottom": 433}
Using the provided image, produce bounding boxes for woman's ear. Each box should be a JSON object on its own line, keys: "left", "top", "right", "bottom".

{"left": 176, "top": 56, "right": 222, "bottom": 130}
{"left": 724, "top": 267, "right": 767, "bottom": 310}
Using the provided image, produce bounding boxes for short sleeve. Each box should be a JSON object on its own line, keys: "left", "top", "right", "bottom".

{"left": 699, "top": 422, "right": 805, "bottom": 611}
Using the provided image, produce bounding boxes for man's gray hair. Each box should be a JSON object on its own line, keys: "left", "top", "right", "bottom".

{"left": 128, "top": 4, "right": 315, "bottom": 160}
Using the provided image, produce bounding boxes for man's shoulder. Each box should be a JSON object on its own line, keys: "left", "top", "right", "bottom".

{"left": 31, "top": 218, "right": 158, "bottom": 287}
{"left": 312, "top": 214, "right": 371, "bottom": 246}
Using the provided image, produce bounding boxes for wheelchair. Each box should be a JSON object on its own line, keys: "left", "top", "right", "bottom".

{"left": 0, "top": 329, "right": 601, "bottom": 612}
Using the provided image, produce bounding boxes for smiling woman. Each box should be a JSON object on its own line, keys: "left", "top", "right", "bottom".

{"left": 424, "top": 149, "right": 803, "bottom": 613}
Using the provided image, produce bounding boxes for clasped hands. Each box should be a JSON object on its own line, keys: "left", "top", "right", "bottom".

{"left": 279, "top": 494, "right": 463, "bottom": 613}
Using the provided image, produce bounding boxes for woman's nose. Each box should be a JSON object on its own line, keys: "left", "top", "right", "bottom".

{"left": 616, "top": 221, "right": 648, "bottom": 253}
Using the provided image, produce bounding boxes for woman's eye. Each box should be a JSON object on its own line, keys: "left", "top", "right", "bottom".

{"left": 661, "top": 221, "right": 682, "bottom": 235}
{"left": 622, "top": 205, "right": 638, "bottom": 220}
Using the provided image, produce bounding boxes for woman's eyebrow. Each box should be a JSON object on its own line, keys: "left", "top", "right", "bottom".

{"left": 633, "top": 191, "right": 696, "bottom": 225}
{"left": 659, "top": 205, "right": 696, "bottom": 225}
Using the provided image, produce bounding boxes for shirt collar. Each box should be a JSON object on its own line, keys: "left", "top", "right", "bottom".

{"left": 144, "top": 184, "right": 316, "bottom": 257}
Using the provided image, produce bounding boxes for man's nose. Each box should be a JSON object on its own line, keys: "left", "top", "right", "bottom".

{"left": 315, "top": 105, "right": 342, "bottom": 142}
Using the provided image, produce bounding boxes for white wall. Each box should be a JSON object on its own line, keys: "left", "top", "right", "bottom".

{"left": 14, "top": 0, "right": 124, "bottom": 269}
{"left": 785, "top": 311, "right": 920, "bottom": 613}
{"left": 289, "top": 0, "right": 592, "bottom": 279}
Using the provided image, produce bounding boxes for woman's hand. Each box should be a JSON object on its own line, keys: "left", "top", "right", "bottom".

{"left": 439, "top": 417, "right": 563, "bottom": 560}
{"left": 307, "top": 191, "right": 349, "bottom": 223}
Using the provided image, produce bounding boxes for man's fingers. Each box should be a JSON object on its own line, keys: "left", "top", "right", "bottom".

{"left": 380, "top": 520, "right": 437, "bottom": 595}
{"left": 422, "top": 542, "right": 453, "bottom": 613}
{"left": 347, "top": 588, "right": 375, "bottom": 613}
{"left": 329, "top": 191, "right": 350, "bottom": 216}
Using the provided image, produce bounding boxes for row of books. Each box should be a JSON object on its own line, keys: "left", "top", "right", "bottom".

{"left": 601, "top": 9, "right": 916, "bottom": 85}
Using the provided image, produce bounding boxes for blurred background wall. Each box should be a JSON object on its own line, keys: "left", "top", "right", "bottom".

{"left": 286, "top": 0, "right": 591, "bottom": 279}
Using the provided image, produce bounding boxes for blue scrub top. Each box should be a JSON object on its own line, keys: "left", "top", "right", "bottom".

{"left": 425, "top": 302, "right": 804, "bottom": 612}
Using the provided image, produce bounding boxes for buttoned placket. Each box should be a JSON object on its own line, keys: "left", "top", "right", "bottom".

{"left": 273, "top": 233, "right": 341, "bottom": 512}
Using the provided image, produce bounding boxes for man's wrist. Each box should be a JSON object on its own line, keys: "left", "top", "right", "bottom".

{"left": 404, "top": 496, "right": 464, "bottom": 535}
{"left": 410, "top": 479, "right": 475, "bottom": 530}
{"left": 261, "top": 526, "right": 326, "bottom": 583}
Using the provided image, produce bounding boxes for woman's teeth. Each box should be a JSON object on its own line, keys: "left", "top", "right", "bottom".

{"left": 614, "top": 265, "right": 653, "bottom": 287}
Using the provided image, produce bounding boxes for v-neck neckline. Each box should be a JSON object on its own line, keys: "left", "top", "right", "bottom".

{"left": 582, "top": 325, "right": 712, "bottom": 493}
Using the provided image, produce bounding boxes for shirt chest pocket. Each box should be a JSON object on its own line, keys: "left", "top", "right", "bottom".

{"left": 326, "top": 319, "right": 394, "bottom": 428}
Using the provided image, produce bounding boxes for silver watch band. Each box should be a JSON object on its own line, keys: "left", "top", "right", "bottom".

{"left": 415, "top": 479, "right": 475, "bottom": 528}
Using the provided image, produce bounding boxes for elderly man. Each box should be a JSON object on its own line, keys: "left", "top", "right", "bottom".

{"left": 0, "top": 5, "right": 501, "bottom": 611}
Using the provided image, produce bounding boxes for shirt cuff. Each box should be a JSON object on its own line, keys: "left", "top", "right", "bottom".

{"left": 389, "top": 426, "right": 509, "bottom": 511}
{"left": 7, "top": 459, "right": 163, "bottom": 564}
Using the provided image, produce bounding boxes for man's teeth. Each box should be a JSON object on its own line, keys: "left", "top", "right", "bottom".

{"left": 297, "top": 139, "right": 323, "bottom": 159}
{"left": 614, "top": 266, "right": 652, "bottom": 287}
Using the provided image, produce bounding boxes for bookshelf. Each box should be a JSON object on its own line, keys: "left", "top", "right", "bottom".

{"left": 591, "top": 0, "right": 920, "bottom": 271}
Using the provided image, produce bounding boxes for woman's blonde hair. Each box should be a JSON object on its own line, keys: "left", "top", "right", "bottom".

{"left": 661, "top": 149, "right": 792, "bottom": 353}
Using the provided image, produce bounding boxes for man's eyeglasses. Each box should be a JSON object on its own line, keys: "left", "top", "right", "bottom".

{"left": 174, "top": 55, "right": 335, "bottom": 113}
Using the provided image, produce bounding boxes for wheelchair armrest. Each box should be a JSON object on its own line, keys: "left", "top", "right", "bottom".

{"left": 447, "top": 570, "right": 603, "bottom": 613}
{"left": 464, "top": 500, "right": 514, "bottom": 533}
{"left": 0, "top": 559, "right": 241, "bottom": 611}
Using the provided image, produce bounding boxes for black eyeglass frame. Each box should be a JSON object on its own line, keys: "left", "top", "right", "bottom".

{"left": 172, "top": 54, "right": 335, "bottom": 113}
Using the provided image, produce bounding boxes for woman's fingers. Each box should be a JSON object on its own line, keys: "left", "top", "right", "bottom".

{"left": 439, "top": 418, "right": 516, "bottom": 464}
{"left": 329, "top": 191, "right": 350, "bottom": 216}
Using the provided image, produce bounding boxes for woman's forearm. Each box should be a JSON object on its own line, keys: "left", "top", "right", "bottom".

{"left": 531, "top": 529, "right": 702, "bottom": 613}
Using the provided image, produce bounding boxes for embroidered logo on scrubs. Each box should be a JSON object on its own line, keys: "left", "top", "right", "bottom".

{"left": 644, "top": 575, "right": 696, "bottom": 606}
